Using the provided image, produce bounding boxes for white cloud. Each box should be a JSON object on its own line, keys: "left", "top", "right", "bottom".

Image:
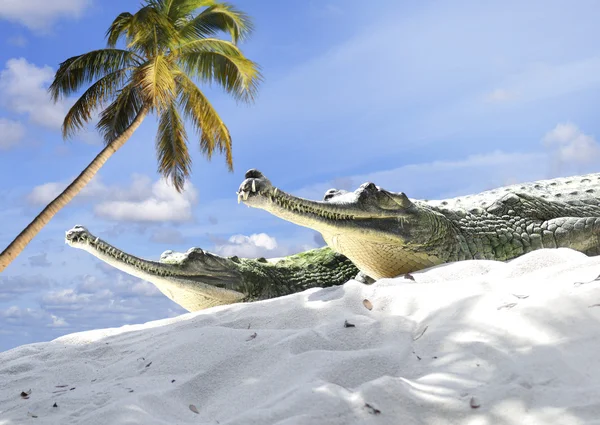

{"left": 0, "top": 118, "right": 25, "bottom": 149}
{"left": 94, "top": 178, "right": 198, "bottom": 223}
{"left": 26, "top": 173, "right": 115, "bottom": 206}
{"left": 1, "top": 305, "right": 45, "bottom": 321}
{"left": 0, "top": 0, "right": 91, "bottom": 32}
{"left": 214, "top": 233, "right": 287, "bottom": 258}
{"left": 27, "top": 181, "right": 65, "bottom": 205}
{"left": 26, "top": 173, "right": 159, "bottom": 207}
{"left": 0, "top": 58, "right": 68, "bottom": 129}
{"left": 49, "top": 315, "right": 69, "bottom": 327}
{"left": 542, "top": 123, "right": 600, "bottom": 170}
{"left": 41, "top": 287, "right": 113, "bottom": 310}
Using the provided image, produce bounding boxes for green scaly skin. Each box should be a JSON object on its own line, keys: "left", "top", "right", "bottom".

{"left": 67, "top": 170, "right": 600, "bottom": 312}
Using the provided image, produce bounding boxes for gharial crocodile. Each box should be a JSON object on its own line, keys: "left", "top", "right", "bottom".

{"left": 66, "top": 169, "right": 600, "bottom": 312}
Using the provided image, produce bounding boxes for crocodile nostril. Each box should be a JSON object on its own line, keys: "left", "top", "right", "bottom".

{"left": 245, "top": 169, "right": 263, "bottom": 179}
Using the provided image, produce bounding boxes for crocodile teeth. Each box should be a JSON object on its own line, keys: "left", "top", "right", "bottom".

{"left": 243, "top": 191, "right": 249, "bottom": 201}
{"left": 252, "top": 180, "right": 256, "bottom": 193}
{"left": 274, "top": 188, "right": 278, "bottom": 196}
{"left": 237, "top": 192, "right": 242, "bottom": 204}
{"left": 94, "top": 237, "right": 99, "bottom": 244}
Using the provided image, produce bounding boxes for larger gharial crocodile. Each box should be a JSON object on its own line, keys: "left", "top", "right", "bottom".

{"left": 66, "top": 169, "right": 600, "bottom": 311}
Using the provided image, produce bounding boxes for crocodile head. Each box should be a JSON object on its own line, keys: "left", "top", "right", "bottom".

{"left": 238, "top": 169, "right": 450, "bottom": 279}
{"left": 65, "top": 225, "right": 246, "bottom": 311}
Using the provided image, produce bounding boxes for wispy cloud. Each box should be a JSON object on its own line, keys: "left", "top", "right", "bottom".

{"left": 485, "top": 58, "right": 600, "bottom": 105}
{"left": 0, "top": 275, "right": 52, "bottom": 301}
{"left": 28, "top": 253, "right": 52, "bottom": 268}
{"left": 485, "top": 88, "right": 518, "bottom": 103}
{"left": 6, "top": 35, "right": 27, "bottom": 47}
{"left": 293, "top": 150, "right": 548, "bottom": 203}
{"left": 0, "top": 0, "right": 91, "bottom": 32}
{"left": 149, "top": 228, "right": 186, "bottom": 245}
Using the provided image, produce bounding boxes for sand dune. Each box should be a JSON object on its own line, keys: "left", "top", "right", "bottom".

{"left": 2, "top": 248, "right": 600, "bottom": 424}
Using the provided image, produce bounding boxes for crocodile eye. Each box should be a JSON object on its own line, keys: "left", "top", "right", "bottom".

{"left": 323, "top": 189, "right": 338, "bottom": 201}
{"left": 358, "top": 182, "right": 378, "bottom": 192}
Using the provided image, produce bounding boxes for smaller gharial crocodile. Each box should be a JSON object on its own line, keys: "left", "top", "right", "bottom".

{"left": 66, "top": 170, "right": 600, "bottom": 312}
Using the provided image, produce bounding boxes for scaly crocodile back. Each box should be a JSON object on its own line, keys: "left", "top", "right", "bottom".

{"left": 424, "top": 173, "right": 600, "bottom": 211}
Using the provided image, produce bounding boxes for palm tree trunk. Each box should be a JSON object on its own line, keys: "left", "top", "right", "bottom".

{"left": 0, "top": 107, "right": 149, "bottom": 273}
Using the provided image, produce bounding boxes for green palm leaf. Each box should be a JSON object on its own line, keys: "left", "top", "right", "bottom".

{"left": 96, "top": 84, "right": 144, "bottom": 143}
{"left": 62, "top": 68, "right": 133, "bottom": 139}
{"left": 179, "top": 2, "right": 253, "bottom": 43}
{"left": 177, "top": 73, "right": 232, "bottom": 168}
{"left": 133, "top": 55, "right": 177, "bottom": 111}
{"left": 49, "top": 49, "right": 142, "bottom": 101}
{"left": 156, "top": 101, "right": 191, "bottom": 190}
{"left": 128, "top": 5, "right": 181, "bottom": 55}
{"left": 178, "top": 39, "right": 261, "bottom": 102}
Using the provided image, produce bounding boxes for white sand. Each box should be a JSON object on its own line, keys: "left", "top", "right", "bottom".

{"left": 2, "top": 248, "right": 600, "bottom": 425}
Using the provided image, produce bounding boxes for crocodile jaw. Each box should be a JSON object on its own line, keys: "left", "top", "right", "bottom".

{"left": 237, "top": 171, "right": 413, "bottom": 242}
{"left": 236, "top": 170, "right": 447, "bottom": 278}
{"left": 65, "top": 226, "right": 245, "bottom": 311}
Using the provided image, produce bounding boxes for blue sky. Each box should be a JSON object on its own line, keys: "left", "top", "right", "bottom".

{"left": 1, "top": 0, "right": 600, "bottom": 351}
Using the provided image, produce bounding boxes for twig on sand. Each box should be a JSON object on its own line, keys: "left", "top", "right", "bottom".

{"left": 574, "top": 274, "right": 600, "bottom": 286}
{"left": 364, "top": 403, "right": 381, "bottom": 415}
{"left": 344, "top": 320, "right": 356, "bottom": 328}
{"left": 413, "top": 325, "right": 428, "bottom": 341}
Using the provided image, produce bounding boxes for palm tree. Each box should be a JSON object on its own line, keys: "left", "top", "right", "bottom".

{"left": 0, "top": 0, "right": 261, "bottom": 273}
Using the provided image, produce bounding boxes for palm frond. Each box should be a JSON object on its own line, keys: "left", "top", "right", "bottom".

{"left": 177, "top": 73, "right": 232, "bottom": 169}
{"left": 96, "top": 84, "right": 145, "bottom": 143}
{"left": 156, "top": 101, "right": 191, "bottom": 191}
{"left": 163, "top": 0, "right": 214, "bottom": 24}
{"left": 106, "top": 12, "right": 134, "bottom": 47}
{"left": 179, "top": 2, "right": 252, "bottom": 43}
{"left": 143, "top": 0, "right": 173, "bottom": 12}
{"left": 124, "top": 5, "right": 181, "bottom": 56}
{"left": 178, "top": 41, "right": 261, "bottom": 102}
{"left": 146, "top": 0, "right": 195, "bottom": 21}
{"left": 49, "top": 49, "right": 142, "bottom": 101}
{"left": 133, "top": 55, "right": 177, "bottom": 112}
{"left": 62, "top": 68, "right": 132, "bottom": 139}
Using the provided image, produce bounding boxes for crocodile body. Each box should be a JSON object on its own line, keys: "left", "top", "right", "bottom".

{"left": 67, "top": 170, "right": 600, "bottom": 311}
